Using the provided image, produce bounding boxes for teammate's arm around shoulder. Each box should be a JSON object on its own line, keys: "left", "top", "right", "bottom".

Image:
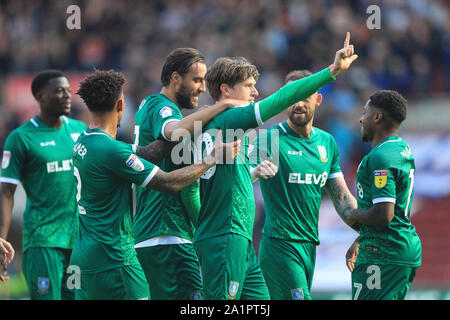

{"left": 135, "top": 138, "right": 176, "bottom": 164}
{"left": 147, "top": 131, "right": 241, "bottom": 194}
{"left": 164, "top": 99, "right": 244, "bottom": 142}
{"left": 0, "top": 183, "right": 17, "bottom": 239}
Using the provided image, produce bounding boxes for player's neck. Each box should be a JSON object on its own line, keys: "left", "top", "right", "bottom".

{"left": 160, "top": 87, "right": 180, "bottom": 108}
{"left": 37, "top": 112, "right": 63, "bottom": 129}
{"left": 370, "top": 129, "right": 399, "bottom": 148}
{"left": 89, "top": 113, "right": 118, "bottom": 139}
{"left": 287, "top": 119, "right": 312, "bottom": 138}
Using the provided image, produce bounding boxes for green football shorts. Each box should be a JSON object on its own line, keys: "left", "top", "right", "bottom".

{"left": 194, "top": 233, "right": 270, "bottom": 300}
{"left": 135, "top": 243, "right": 203, "bottom": 300}
{"left": 258, "top": 235, "right": 316, "bottom": 300}
{"left": 351, "top": 263, "right": 417, "bottom": 300}
{"left": 75, "top": 263, "right": 150, "bottom": 300}
{"left": 22, "top": 247, "right": 74, "bottom": 300}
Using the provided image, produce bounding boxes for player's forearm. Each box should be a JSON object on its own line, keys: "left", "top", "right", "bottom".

{"left": 349, "top": 203, "right": 394, "bottom": 226}
{"left": 0, "top": 191, "right": 14, "bottom": 239}
{"left": 326, "top": 178, "right": 359, "bottom": 231}
{"left": 151, "top": 158, "right": 215, "bottom": 194}
{"left": 168, "top": 102, "right": 234, "bottom": 142}
{"left": 259, "top": 68, "right": 335, "bottom": 122}
{"left": 135, "top": 139, "right": 175, "bottom": 164}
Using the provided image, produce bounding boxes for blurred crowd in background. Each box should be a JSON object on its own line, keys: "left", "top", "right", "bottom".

{"left": 0, "top": 0, "right": 449, "bottom": 298}
{"left": 0, "top": 0, "right": 448, "bottom": 168}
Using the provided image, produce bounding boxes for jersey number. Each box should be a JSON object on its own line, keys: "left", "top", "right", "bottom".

{"left": 73, "top": 167, "right": 86, "bottom": 215}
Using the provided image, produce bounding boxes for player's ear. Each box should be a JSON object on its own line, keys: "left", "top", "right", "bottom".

{"left": 220, "top": 83, "right": 231, "bottom": 98}
{"left": 116, "top": 96, "right": 124, "bottom": 113}
{"left": 171, "top": 72, "right": 181, "bottom": 85}
{"left": 373, "top": 111, "right": 383, "bottom": 123}
{"left": 315, "top": 93, "right": 323, "bottom": 107}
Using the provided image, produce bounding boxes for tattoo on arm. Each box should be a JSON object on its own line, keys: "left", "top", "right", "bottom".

{"left": 326, "top": 177, "right": 359, "bottom": 231}
{"left": 135, "top": 139, "right": 175, "bottom": 164}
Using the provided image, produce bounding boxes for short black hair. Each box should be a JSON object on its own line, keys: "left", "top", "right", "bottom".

{"left": 31, "top": 69, "right": 66, "bottom": 98}
{"left": 369, "top": 90, "right": 407, "bottom": 123}
{"left": 77, "top": 69, "right": 126, "bottom": 113}
{"left": 205, "top": 56, "right": 259, "bottom": 101}
{"left": 161, "top": 48, "right": 205, "bottom": 87}
{"left": 285, "top": 70, "right": 312, "bottom": 83}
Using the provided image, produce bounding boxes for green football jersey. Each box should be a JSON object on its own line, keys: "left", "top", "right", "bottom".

{"left": 0, "top": 116, "right": 86, "bottom": 252}
{"left": 355, "top": 136, "right": 422, "bottom": 267}
{"left": 251, "top": 122, "right": 342, "bottom": 244}
{"left": 133, "top": 94, "right": 195, "bottom": 244}
{"left": 193, "top": 103, "right": 263, "bottom": 242}
{"left": 70, "top": 128, "right": 159, "bottom": 274}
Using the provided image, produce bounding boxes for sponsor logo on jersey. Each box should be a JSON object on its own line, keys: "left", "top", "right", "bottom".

{"left": 70, "top": 133, "right": 80, "bottom": 142}
{"left": 47, "top": 159, "right": 73, "bottom": 173}
{"left": 288, "top": 171, "right": 328, "bottom": 187}
{"left": 2, "top": 151, "right": 11, "bottom": 169}
{"left": 126, "top": 154, "right": 144, "bottom": 172}
{"left": 317, "top": 145, "right": 328, "bottom": 162}
{"left": 291, "top": 288, "right": 304, "bottom": 300}
{"left": 374, "top": 170, "right": 388, "bottom": 188}
{"left": 37, "top": 277, "right": 50, "bottom": 295}
{"left": 40, "top": 140, "right": 56, "bottom": 147}
{"left": 227, "top": 281, "right": 239, "bottom": 299}
{"left": 159, "top": 106, "right": 173, "bottom": 118}
{"left": 288, "top": 150, "right": 303, "bottom": 156}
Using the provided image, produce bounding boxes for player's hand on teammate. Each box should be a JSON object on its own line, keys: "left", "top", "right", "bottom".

{"left": 204, "top": 130, "right": 241, "bottom": 165}
{"left": 329, "top": 32, "right": 358, "bottom": 77}
{"left": 0, "top": 237, "right": 14, "bottom": 282}
{"left": 345, "top": 237, "right": 359, "bottom": 272}
{"left": 253, "top": 160, "right": 278, "bottom": 179}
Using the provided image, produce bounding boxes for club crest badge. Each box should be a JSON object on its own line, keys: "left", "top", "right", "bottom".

{"left": 228, "top": 281, "right": 240, "bottom": 300}
{"left": 126, "top": 154, "right": 144, "bottom": 172}
{"left": 190, "top": 291, "right": 202, "bottom": 300}
{"left": 37, "top": 277, "right": 50, "bottom": 295}
{"left": 317, "top": 145, "right": 328, "bottom": 162}
{"left": 2, "top": 151, "right": 11, "bottom": 169}
{"left": 159, "top": 106, "right": 173, "bottom": 118}
{"left": 374, "top": 170, "right": 388, "bottom": 188}
{"left": 291, "top": 288, "right": 304, "bottom": 300}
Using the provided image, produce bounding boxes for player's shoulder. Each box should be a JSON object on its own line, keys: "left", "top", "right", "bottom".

{"left": 63, "top": 116, "right": 87, "bottom": 130}
{"left": 4, "top": 118, "right": 40, "bottom": 142}
{"left": 311, "top": 126, "right": 335, "bottom": 141}
{"left": 139, "top": 94, "right": 177, "bottom": 112}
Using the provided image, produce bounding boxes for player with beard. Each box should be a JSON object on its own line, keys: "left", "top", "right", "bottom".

{"left": 132, "top": 48, "right": 238, "bottom": 299}
{"left": 250, "top": 70, "right": 358, "bottom": 300}
{"left": 0, "top": 70, "right": 87, "bottom": 299}
{"left": 71, "top": 69, "right": 240, "bottom": 300}
{"left": 195, "top": 33, "right": 358, "bottom": 300}
{"left": 345, "top": 90, "right": 421, "bottom": 300}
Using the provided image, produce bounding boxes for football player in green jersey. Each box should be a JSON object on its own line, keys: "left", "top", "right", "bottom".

{"left": 250, "top": 69, "right": 358, "bottom": 300}
{"left": 194, "top": 33, "right": 358, "bottom": 300}
{"left": 345, "top": 90, "right": 422, "bottom": 300}
{"left": 133, "top": 48, "right": 240, "bottom": 300}
{"left": 72, "top": 69, "right": 240, "bottom": 300}
{"left": 0, "top": 70, "right": 87, "bottom": 299}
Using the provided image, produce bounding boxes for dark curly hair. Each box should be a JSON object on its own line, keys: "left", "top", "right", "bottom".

{"left": 206, "top": 56, "right": 259, "bottom": 101}
{"left": 31, "top": 69, "right": 66, "bottom": 98}
{"left": 77, "top": 69, "right": 126, "bottom": 113}
{"left": 369, "top": 90, "right": 407, "bottom": 123}
{"left": 161, "top": 48, "right": 205, "bottom": 87}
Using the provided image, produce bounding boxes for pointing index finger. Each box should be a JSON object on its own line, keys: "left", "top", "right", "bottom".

{"left": 344, "top": 32, "right": 350, "bottom": 47}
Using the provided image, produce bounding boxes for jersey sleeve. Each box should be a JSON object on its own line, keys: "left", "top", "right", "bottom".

{"left": 213, "top": 103, "right": 262, "bottom": 133}
{"left": 368, "top": 152, "right": 397, "bottom": 205}
{"left": 149, "top": 103, "right": 183, "bottom": 141}
{"left": 1, "top": 131, "right": 27, "bottom": 185}
{"left": 328, "top": 135, "right": 343, "bottom": 179}
{"left": 107, "top": 141, "right": 159, "bottom": 188}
